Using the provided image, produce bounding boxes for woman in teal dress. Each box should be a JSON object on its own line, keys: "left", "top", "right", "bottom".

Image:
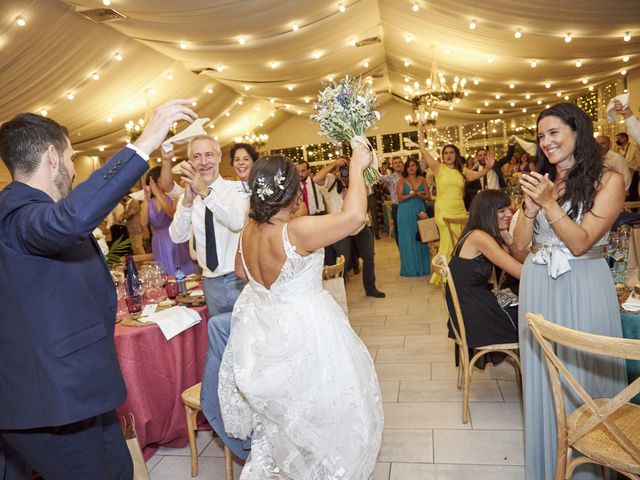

{"left": 396, "top": 158, "right": 431, "bottom": 276}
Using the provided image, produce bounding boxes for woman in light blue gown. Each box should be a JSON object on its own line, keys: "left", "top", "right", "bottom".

{"left": 513, "top": 102, "right": 627, "bottom": 480}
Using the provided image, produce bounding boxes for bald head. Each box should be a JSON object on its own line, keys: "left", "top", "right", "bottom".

{"left": 596, "top": 135, "right": 611, "bottom": 154}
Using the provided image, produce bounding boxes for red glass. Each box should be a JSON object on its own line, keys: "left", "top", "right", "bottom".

{"left": 165, "top": 282, "right": 179, "bottom": 299}
{"left": 125, "top": 295, "right": 143, "bottom": 314}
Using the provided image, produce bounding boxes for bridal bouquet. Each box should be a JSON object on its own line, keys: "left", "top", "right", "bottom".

{"left": 310, "top": 76, "right": 381, "bottom": 186}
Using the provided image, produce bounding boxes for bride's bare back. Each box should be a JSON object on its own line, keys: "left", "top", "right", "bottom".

{"left": 240, "top": 219, "right": 289, "bottom": 290}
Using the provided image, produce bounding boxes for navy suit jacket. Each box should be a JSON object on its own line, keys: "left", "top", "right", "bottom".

{"left": 0, "top": 147, "right": 148, "bottom": 429}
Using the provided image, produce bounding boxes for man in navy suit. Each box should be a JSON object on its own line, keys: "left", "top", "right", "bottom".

{"left": 0, "top": 100, "right": 196, "bottom": 479}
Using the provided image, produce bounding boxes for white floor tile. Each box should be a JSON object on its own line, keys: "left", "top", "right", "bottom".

{"left": 372, "top": 462, "right": 391, "bottom": 480}
{"left": 380, "top": 380, "right": 400, "bottom": 403}
{"left": 375, "top": 362, "right": 431, "bottom": 381}
{"left": 383, "top": 402, "right": 471, "bottom": 429}
{"left": 155, "top": 431, "right": 212, "bottom": 457}
{"left": 390, "top": 463, "right": 525, "bottom": 480}
{"left": 379, "top": 428, "right": 434, "bottom": 463}
{"left": 497, "top": 380, "right": 523, "bottom": 402}
{"left": 399, "top": 379, "right": 503, "bottom": 403}
{"left": 149, "top": 455, "right": 243, "bottom": 479}
{"left": 433, "top": 429, "right": 524, "bottom": 465}
{"left": 468, "top": 402, "right": 523, "bottom": 430}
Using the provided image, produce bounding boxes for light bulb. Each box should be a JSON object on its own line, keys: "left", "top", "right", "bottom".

{"left": 404, "top": 34, "right": 413, "bottom": 43}
{"left": 622, "top": 69, "right": 628, "bottom": 75}
{"left": 363, "top": 61, "right": 369, "bottom": 68}
{"left": 522, "top": 108, "right": 527, "bottom": 113}
{"left": 623, "top": 55, "right": 630, "bottom": 62}
{"left": 509, "top": 82, "right": 515, "bottom": 89}
{"left": 575, "top": 59, "right": 582, "bottom": 68}
{"left": 349, "top": 38, "right": 356, "bottom": 46}
{"left": 412, "top": 3, "right": 420, "bottom": 12}
{"left": 107, "top": 117, "right": 113, "bottom": 123}
{"left": 469, "top": 20, "right": 477, "bottom": 30}
{"left": 102, "top": 0, "right": 111, "bottom": 5}
{"left": 444, "top": 47, "right": 451, "bottom": 55}
{"left": 243, "top": 85, "right": 251, "bottom": 91}
{"left": 545, "top": 82, "right": 551, "bottom": 88}
{"left": 404, "top": 60, "right": 411, "bottom": 67}
{"left": 473, "top": 79, "right": 479, "bottom": 86}
{"left": 312, "top": 51, "right": 322, "bottom": 59}
{"left": 114, "top": 52, "right": 123, "bottom": 61}
{"left": 484, "top": 101, "right": 490, "bottom": 107}
{"left": 338, "top": 2, "right": 346, "bottom": 13}
{"left": 166, "top": 73, "right": 173, "bottom": 81}
{"left": 180, "top": 42, "right": 187, "bottom": 50}
{"left": 238, "top": 36, "right": 246, "bottom": 45}
{"left": 564, "top": 33, "right": 572, "bottom": 43}
{"left": 99, "top": 146, "right": 105, "bottom": 152}
{"left": 495, "top": 94, "right": 501, "bottom": 100}
{"left": 270, "top": 61, "right": 278, "bottom": 69}
{"left": 515, "top": 29, "right": 522, "bottom": 39}
{"left": 624, "top": 32, "right": 631, "bottom": 42}
{"left": 499, "top": 109, "right": 504, "bottom": 114}
{"left": 582, "top": 78, "right": 588, "bottom": 84}
{"left": 510, "top": 101, "right": 516, "bottom": 107}
{"left": 292, "top": 23, "right": 299, "bottom": 32}
{"left": 525, "top": 94, "right": 531, "bottom": 99}
{"left": 16, "top": 16, "right": 26, "bottom": 27}
{"left": 66, "top": 93, "right": 75, "bottom": 101}
{"left": 476, "top": 108, "right": 481, "bottom": 114}
{"left": 530, "top": 60, "right": 537, "bottom": 68}
{"left": 207, "top": 87, "right": 214, "bottom": 94}
{"left": 487, "top": 55, "right": 494, "bottom": 63}
{"left": 216, "top": 64, "right": 224, "bottom": 72}
{"left": 287, "top": 85, "right": 294, "bottom": 91}
{"left": 536, "top": 99, "right": 542, "bottom": 105}
{"left": 40, "top": 109, "right": 48, "bottom": 116}
{"left": 91, "top": 72, "right": 100, "bottom": 81}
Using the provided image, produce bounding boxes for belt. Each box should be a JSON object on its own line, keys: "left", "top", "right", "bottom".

{"left": 530, "top": 243, "right": 606, "bottom": 279}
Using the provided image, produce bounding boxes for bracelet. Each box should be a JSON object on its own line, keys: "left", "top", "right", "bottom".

{"left": 523, "top": 210, "right": 537, "bottom": 219}
{"left": 548, "top": 211, "right": 568, "bottom": 226}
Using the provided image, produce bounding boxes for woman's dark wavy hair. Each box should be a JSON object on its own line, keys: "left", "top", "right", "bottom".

{"left": 145, "top": 166, "right": 161, "bottom": 198}
{"left": 442, "top": 144, "right": 464, "bottom": 172}
{"left": 535, "top": 102, "right": 604, "bottom": 220}
{"left": 401, "top": 157, "right": 423, "bottom": 177}
{"left": 458, "top": 189, "right": 511, "bottom": 247}
{"left": 229, "top": 143, "right": 259, "bottom": 166}
{"left": 248, "top": 155, "right": 300, "bottom": 223}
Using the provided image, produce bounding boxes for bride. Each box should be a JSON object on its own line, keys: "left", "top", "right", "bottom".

{"left": 218, "top": 143, "right": 383, "bottom": 479}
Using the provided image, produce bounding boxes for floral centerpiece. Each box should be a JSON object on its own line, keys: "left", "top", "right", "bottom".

{"left": 310, "top": 76, "right": 381, "bottom": 186}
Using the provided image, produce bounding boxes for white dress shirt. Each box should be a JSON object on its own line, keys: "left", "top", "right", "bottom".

{"left": 604, "top": 149, "right": 631, "bottom": 192}
{"left": 626, "top": 116, "right": 640, "bottom": 147}
{"left": 303, "top": 177, "right": 326, "bottom": 215}
{"left": 168, "top": 177, "right": 249, "bottom": 278}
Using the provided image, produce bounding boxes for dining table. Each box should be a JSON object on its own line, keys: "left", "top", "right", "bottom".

{"left": 114, "top": 304, "right": 210, "bottom": 459}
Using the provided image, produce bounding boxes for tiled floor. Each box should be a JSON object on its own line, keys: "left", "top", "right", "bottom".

{"left": 147, "top": 236, "right": 524, "bottom": 479}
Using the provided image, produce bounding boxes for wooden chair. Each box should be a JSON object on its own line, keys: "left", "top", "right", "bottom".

{"left": 526, "top": 313, "right": 640, "bottom": 480}
{"left": 623, "top": 201, "right": 640, "bottom": 213}
{"left": 181, "top": 383, "right": 234, "bottom": 479}
{"left": 432, "top": 254, "right": 522, "bottom": 424}
{"left": 442, "top": 216, "right": 468, "bottom": 247}
{"left": 322, "top": 255, "right": 345, "bottom": 280}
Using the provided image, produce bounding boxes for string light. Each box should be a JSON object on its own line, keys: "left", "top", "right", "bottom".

{"left": 564, "top": 32, "right": 572, "bottom": 43}
{"left": 269, "top": 98, "right": 276, "bottom": 103}
{"left": 102, "top": 0, "right": 111, "bottom": 5}
{"left": 166, "top": 73, "right": 173, "bottom": 80}
{"left": 40, "top": 109, "right": 48, "bottom": 116}
{"left": 473, "top": 79, "right": 480, "bottom": 86}
{"left": 404, "top": 60, "right": 411, "bottom": 67}
{"left": 575, "top": 59, "right": 582, "bottom": 68}
{"left": 99, "top": 146, "right": 105, "bottom": 152}
{"left": 106, "top": 117, "right": 113, "bottom": 123}
{"left": 362, "top": 61, "right": 369, "bottom": 68}
{"left": 207, "top": 87, "right": 214, "bottom": 94}
{"left": 216, "top": 64, "right": 224, "bottom": 72}
{"left": 312, "top": 51, "right": 322, "bottom": 59}
{"left": 338, "top": 2, "right": 346, "bottom": 13}
{"left": 514, "top": 29, "right": 522, "bottom": 39}
{"left": 509, "top": 82, "right": 515, "bottom": 89}
{"left": 484, "top": 101, "right": 490, "bottom": 107}
{"left": 624, "top": 32, "right": 631, "bottom": 42}
{"left": 525, "top": 94, "right": 531, "bottom": 100}
{"left": 66, "top": 93, "right": 75, "bottom": 101}
{"left": 510, "top": 101, "right": 516, "bottom": 107}
{"left": 444, "top": 47, "right": 451, "bottom": 55}
{"left": 91, "top": 72, "right": 100, "bottom": 81}
{"left": 530, "top": 60, "right": 537, "bottom": 68}
{"left": 495, "top": 94, "right": 501, "bottom": 100}
{"left": 16, "top": 16, "right": 26, "bottom": 27}
{"left": 291, "top": 23, "right": 299, "bottom": 32}
{"left": 180, "top": 42, "right": 188, "bottom": 50}
{"left": 476, "top": 108, "right": 481, "bottom": 114}
{"left": 412, "top": 2, "right": 420, "bottom": 12}
{"left": 238, "top": 36, "right": 246, "bottom": 45}
{"left": 537, "top": 99, "right": 542, "bottom": 105}
{"left": 270, "top": 61, "right": 279, "bottom": 69}
{"left": 545, "top": 82, "right": 551, "bottom": 88}
{"left": 487, "top": 55, "right": 494, "bottom": 63}
{"left": 469, "top": 20, "right": 477, "bottom": 30}
{"left": 623, "top": 55, "right": 630, "bottom": 62}
{"left": 621, "top": 69, "right": 628, "bottom": 76}
{"left": 404, "top": 34, "right": 413, "bottom": 43}
{"left": 243, "top": 85, "right": 251, "bottom": 91}
{"left": 287, "top": 85, "right": 294, "bottom": 91}
{"left": 499, "top": 109, "right": 504, "bottom": 114}
{"left": 114, "top": 52, "right": 123, "bottom": 61}
{"left": 582, "top": 78, "right": 588, "bottom": 84}
{"left": 348, "top": 38, "right": 356, "bottom": 46}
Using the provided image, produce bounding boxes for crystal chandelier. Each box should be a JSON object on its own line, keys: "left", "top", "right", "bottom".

{"left": 406, "top": 48, "right": 467, "bottom": 127}
{"left": 235, "top": 132, "right": 269, "bottom": 148}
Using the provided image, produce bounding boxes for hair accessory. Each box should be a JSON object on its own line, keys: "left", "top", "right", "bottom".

{"left": 254, "top": 168, "right": 287, "bottom": 201}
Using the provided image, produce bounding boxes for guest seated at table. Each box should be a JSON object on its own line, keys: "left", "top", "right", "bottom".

{"left": 446, "top": 189, "right": 522, "bottom": 366}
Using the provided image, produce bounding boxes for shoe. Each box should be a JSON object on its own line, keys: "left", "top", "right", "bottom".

{"left": 366, "top": 289, "right": 386, "bottom": 298}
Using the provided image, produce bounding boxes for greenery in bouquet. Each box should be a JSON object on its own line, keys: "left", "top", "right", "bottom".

{"left": 310, "top": 76, "right": 381, "bottom": 186}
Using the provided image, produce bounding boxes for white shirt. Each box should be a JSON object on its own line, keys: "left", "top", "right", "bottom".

{"left": 317, "top": 173, "right": 366, "bottom": 235}
{"left": 626, "top": 115, "right": 640, "bottom": 147}
{"left": 168, "top": 177, "right": 249, "bottom": 278}
{"left": 302, "top": 177, "right": 326, "bottom": 215}
{"left": 482, "top": 167, "right": 500, "bottom": 190}
{"left": 604, "top": 149, "right": 631, "bottom": 192}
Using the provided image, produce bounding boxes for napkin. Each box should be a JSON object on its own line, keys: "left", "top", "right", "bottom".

{"left": 161, "top": 117, "right": 210, "bottom": 153}
{"left": 606, "top": 94, "right": 629, "bottom": 123}
{"left": 622, "top": 292, "right": 640, "bottom": 312}
{"left": 128, "top": 190, "right": 145, "bottom": 201}
{"left": 140, "top": 306, "right": 201, "bottom": 340}
{"left": 514, "top": 136, "right": 537, "bottom": 156}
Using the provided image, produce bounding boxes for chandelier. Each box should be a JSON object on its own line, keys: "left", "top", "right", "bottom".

{"left": 235, "top": 132, "right": 269, "bottom": 148}
{"left": 405, "top": 48, "right": 467, "bottom": 128}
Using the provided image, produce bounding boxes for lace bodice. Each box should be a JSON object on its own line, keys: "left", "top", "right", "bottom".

{"left": 240, "top": 224, "right": 324, "bottom": 305}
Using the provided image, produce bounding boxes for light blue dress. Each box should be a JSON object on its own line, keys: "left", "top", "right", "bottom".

{"left": 519, "top": 207, "right": 626, "bottom": 480}
{"left": 397, "top": 182, "right": 430, "bottom": 277}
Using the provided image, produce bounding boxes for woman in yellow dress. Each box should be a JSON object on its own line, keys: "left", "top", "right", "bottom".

{"left": 417, "top": 123, "right": 494, "bottom": 284}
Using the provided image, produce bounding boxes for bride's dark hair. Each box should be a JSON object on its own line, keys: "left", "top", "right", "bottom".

{"left": 535, "top": 102, "right": 604, "bottom": 220}
{"left": 248, "top": 155, "right": 300, "bottom": 223}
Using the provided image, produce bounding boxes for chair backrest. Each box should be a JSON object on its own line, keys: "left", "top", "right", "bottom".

{"left": 322, "top": 255, "right": 345, "bottom": 280}
{"left": 431, "top": 254, "right": 468, "bottom": 352}
{"left": 623, "top": 201, "right": 640, "bottom": 212}
{"left": 443, "top": 216, "right": 468, "bottom": 247}
{"left": 526, "top": 313, "right": 640, "bottom": 464}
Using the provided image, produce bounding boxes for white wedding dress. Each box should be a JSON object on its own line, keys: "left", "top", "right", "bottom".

{"left": 219, "top": 224, "right": 384, "bottom": 479}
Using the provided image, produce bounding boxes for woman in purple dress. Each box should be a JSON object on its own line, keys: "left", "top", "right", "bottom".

{"left": 141, "top": 167, "right": 194, "bottom": 275}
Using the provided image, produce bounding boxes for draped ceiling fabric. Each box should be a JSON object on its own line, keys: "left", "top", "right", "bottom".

{"left": 1, "top": 0, "right": 639, "bottom": 158}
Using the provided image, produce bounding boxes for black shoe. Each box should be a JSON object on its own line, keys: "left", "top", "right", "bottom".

{"left": 366, "top": 289, "right": 386, "bottom": 298}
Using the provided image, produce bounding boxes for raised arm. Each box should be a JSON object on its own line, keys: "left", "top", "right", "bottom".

{"left": 288, "top": 144, "right": 370, "bottom": 253}
{"left": 463, "top": 151, "right": 495, "bottom": 182}
{"left": 313, "top": 158, "right": 344, "bottom": 187}
{"left": 158, "top": 147, "right": 176, "bottom": 193}
{"left": 495, "top": 139, "right": 516, "bottom": 169}
{"left": 417, "top": 122, "right": 440, "bottom": 176}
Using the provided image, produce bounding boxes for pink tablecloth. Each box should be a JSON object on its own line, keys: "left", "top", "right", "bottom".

{"left": 114, "top": 306, "right": 209, "bottom": 459}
